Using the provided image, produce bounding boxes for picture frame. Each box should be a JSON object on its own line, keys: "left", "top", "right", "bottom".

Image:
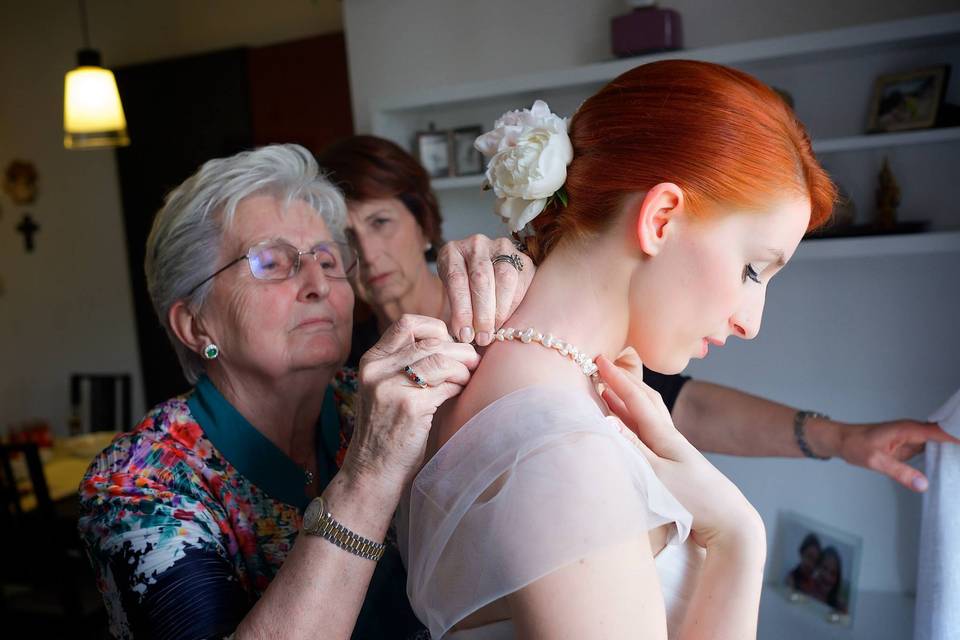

{"left": 773, "top": 510, "right": 863, "bottom": 627}
{"left": 451, "top": 125, "right": 484, "bottom": 176}
{"left": 866, "top": 65, "right": 950, "bottom": 133}
{"left": 415, "top": 129, "right": 452, "bottom": 178}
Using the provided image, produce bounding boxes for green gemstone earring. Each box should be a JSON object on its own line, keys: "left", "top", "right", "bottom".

{"left": 202, "top": 343, "right": 220, "bottom": 360}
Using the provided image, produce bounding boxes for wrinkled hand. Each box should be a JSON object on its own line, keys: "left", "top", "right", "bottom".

{"left": 344, "top": 315, "right": 480, "bottom": 493}
{"left": 596, "top": 355, "right": 764, "bottom": 551}
{"left": 438, "top": 234, "right": 535, "bottom": 346}
{"left": 836, "top": 419, "right": 960, "bottom": 492}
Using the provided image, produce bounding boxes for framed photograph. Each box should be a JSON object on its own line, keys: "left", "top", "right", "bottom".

{"left": 866, "top": 65, "right": 950, "bottom": 133}
{"left": 451, "top": 125, "right": 484, "bottom": 176}
{"left": 415, "top": 129, "right": 452, "bottom": 178}
{"left": 773, "top": 511, "right": 863, "bottom": 627}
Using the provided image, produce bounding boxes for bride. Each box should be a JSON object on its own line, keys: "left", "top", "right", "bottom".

{"left": 404, "top": 60, "right": 836, "bottom": 639}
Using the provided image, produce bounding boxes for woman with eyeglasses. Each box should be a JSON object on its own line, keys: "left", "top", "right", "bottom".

{"left": 78, "top": 144, "right": 484, "bottom": 640}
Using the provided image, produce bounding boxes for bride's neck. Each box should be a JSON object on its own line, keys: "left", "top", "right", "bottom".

{"left": 505, "top": 238, "right": 633, "bottom": 365}
{"left": 437, "top": 235, "right": 636, "bottom": 443}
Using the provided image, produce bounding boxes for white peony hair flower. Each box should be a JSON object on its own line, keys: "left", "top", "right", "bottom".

{"left": 474, "top": 100, "right": 573, "bottom": 233}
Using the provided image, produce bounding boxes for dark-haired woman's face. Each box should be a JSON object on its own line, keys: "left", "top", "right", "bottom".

{"left": 800, "top": 543, "right": 821, "bottom": 576}
{"left": 814, "top": 554, "right": 840, "bottom": 593}
{"left": 346, "top": 197, "right": 430, "bottom": 311}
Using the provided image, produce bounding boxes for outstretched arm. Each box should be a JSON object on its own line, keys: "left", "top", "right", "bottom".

{"left": 670, "top": 379, "right": 960, "bottom": 492}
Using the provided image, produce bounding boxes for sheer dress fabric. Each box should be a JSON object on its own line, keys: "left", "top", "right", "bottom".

{"left": 404, "top": 386, "right": 704, "bottom": 639}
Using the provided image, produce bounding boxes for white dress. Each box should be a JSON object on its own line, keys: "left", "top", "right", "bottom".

{"left": 402, "top": 386, "right": 705, "bottom": 639}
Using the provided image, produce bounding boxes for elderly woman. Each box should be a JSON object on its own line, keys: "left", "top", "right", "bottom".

{"left": 78, "top": 144, "right": 481, "bottom": 640}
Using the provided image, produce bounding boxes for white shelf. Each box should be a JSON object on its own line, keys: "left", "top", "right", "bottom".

{"left": 813, "top": 127, "right": 960, "bottom": 153}
{"left": 794, "top": 230, "right": 960, "bottom": 261}
{"left": 430, "top": 128, "right": 960, "bottom": 191}
{"left": 376, "top": 12, "right": 960, "bottom": 114}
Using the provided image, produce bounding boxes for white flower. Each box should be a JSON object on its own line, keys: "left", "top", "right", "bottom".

{"left": 474, "top": 100, "right": 572, "bottom": 233}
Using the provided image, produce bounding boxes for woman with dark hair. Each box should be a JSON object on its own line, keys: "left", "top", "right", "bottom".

{"left": 786, "top": 533, "right": 822, "bottom": 594}
{"left": 812, "top": 546, "right": 847, "bottom": 612}
{"left": 319, "top": 136, "right": 453, "bottom": 366}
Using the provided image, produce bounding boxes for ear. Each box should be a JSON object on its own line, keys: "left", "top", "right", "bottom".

{"left": 634, "top": 183, "right": 684, "bottom": 257}
{"left": 168, "top": 300, "right": 215, "bottom": 356}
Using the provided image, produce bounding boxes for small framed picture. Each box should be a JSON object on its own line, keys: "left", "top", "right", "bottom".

{"left": 773, "top": 511, "right": 862, "bottom": 627}
{"left": 415, "top": 129, "right": 452, "bottom": 178}
{"left": 866, "top": 65, "right": 950, "bottom": 133}
{"left": 451, "top": 125, "right": 484, "bottom": 176}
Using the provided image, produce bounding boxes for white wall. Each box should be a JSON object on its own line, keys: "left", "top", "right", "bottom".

{"left": 0, "top": 1, "right": 342, "bottom": 436}
{"left": 343, "top": 0, "right": 960, "bottom": 596}
{"left": 343, "top": 0, "right": 960, "bottom": 132}
{"left": 685, "top": 250, "right": 960, "bottom": 595}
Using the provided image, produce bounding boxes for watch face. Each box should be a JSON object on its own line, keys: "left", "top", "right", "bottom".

{"left": 303, "top": 497, "right": 323, "bottom": 530}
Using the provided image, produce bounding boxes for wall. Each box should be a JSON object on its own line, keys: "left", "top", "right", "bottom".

{"left": 0, "top": 1, "right": 342, "bottom": 435}
{"left": 343, "top": 0, "right": 960, "bottom": 132}
{"left": 342, "top": 0, "right": 960, "bottom": 595}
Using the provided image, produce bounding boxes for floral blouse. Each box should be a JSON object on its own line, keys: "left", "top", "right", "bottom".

{"left": 78, "top": 371, "right": 423, "bottom": 639}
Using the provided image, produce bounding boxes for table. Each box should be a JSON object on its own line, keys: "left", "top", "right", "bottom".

{"left": 17, "top": 431, "right": 118, "bottom": 512}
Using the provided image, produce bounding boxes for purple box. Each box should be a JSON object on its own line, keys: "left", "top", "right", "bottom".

{"left": 611, "top": 7, "right": 683, "bottom": 58}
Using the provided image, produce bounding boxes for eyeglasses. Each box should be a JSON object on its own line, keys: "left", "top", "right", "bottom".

{"left": 188, "top": 240, "right": 358, "bottom": 296}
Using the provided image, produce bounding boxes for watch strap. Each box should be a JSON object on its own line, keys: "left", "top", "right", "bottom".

{"left": 303, "top": 496, "right": 386, "bottom": 562}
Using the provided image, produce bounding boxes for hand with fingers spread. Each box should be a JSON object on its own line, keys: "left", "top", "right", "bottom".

{"left": 596, "top": 355, "right": 765, "bottom": 552}
{"left": 835, "top": 419, "right": 960, "bottom": 492}
{"left": 344, "top": 314, "right": 480, "bottom": 493}
{"left": 438, "top": 234, "right": 535, "bottom": 346}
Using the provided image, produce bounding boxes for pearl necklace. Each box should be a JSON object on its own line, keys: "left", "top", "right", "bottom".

{"left": 492, "top": 325, "right": 659, "bottom": 457}
{"left": 494, "top": 326, "right": 600, "bottom": 379}
{"left": 493, "top": 326, "right": 653, "bottom": 455}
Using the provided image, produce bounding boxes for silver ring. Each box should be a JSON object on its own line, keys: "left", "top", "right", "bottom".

{"left": 491, "top": 253, "right": 524, "bottom": 272}
{"left": 403, "top": 365, "right": 428, "bottom": 389}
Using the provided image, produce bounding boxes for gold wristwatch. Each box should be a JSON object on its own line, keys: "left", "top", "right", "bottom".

{"left": 302, "top": 496, "right": 386, "bottom": 561}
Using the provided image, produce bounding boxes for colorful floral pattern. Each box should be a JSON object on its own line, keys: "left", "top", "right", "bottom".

{"left": 78, "top": 371, "right": 365, "bottom": 639}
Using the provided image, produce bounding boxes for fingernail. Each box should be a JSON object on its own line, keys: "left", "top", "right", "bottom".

{"left": 476, "top": 331, "right": 490, "bottom": 346}
{"left": 459, "top": 327, "right": 474, "bottom": 343}
{"left": 912, "top": 476, "right": 929, "bottom": 492}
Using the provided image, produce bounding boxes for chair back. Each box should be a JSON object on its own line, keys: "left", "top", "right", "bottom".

{"left": 69, "top": 373, "right": 132, "bottom": 433}
{"left": 0, "top": 442, "right": 56, "bottom": 585}
{"left": 0, "top": 442, "right": 54, "bottom": 525}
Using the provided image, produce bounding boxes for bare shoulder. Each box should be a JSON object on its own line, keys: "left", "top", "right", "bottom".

{"left": 433, "top": 350, "right": 520, "bottom": 451}
{"left": 433, "top": 342, "right": 604, "bottom": 454}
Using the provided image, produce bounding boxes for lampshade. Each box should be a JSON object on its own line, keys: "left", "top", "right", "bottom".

{"left": 63, "top": 49, "right": 129, "bottom": 149}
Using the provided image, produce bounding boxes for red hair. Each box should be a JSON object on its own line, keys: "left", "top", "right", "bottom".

{"left": 527, "top": 60, "right": 836, "bottom": 262}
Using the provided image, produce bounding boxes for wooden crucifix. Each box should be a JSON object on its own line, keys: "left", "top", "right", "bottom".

{"left": 16, "top": 213, "right": 40, "bottom": 252}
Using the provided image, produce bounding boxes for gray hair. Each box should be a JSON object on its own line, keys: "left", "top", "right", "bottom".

{"left": 145, "top": 143, "right": 348, "bottom": 384}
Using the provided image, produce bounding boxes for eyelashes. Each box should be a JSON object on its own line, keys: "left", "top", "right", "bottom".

{"left": 743, "top": 264, "right": 761, "bottom": 284}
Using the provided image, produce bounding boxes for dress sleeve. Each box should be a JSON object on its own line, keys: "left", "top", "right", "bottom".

{"left": 404, "top": 387, "right": 692, "bottom": 639}
{"left": 79, "top": 437, "right": 250, "bottom": 640}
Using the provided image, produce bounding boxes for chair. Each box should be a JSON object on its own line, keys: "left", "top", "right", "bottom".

{"left": 69, "top": 373, "right": 132, "bottom": 434}
{"left": 0, "top": 443, "right": 106, "bottom": 633}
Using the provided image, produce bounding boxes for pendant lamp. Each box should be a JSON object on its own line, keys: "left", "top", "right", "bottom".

{"left": 63, "top": 0, "right": 129, "bottom": 149}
